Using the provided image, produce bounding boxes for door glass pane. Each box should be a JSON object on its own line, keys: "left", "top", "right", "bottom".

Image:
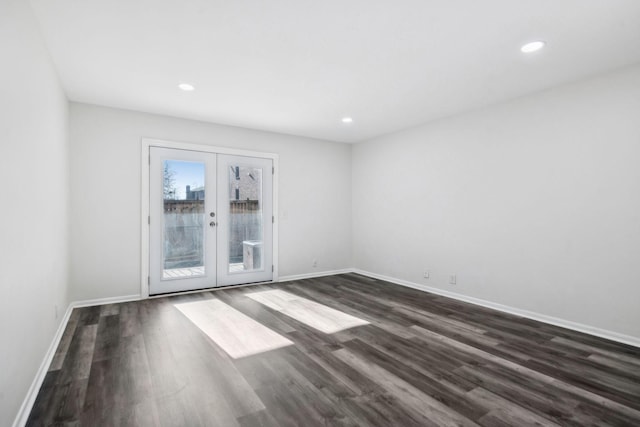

{"left": 228, "top": 164, "right": 263, "bottom": 273}
{"left": 162, "top": 160, "right": 206, "bottom": 279}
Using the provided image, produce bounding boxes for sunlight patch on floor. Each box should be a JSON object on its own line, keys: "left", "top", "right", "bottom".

{"left": 246, "top": 289, "right": 369, "bottom": 333}
{"left": 174, "top": 298, "right": 293, "bottom": 359}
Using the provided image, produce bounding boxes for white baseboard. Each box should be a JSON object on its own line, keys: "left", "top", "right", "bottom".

{"left": 72, "top": 294, "right": 141, "bottom": 308}
{"left": 12, "top": 303, "right": 74, "bottom": 427}
{"left": 278, "top": 268, "right": 353, "bottom": 283}
{"left": 353, "top": 269, "right": 640, "bottom": 348}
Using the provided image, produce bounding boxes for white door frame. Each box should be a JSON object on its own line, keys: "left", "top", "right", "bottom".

{"left": 140, "top": 138, "right": 279, "bottom": 298}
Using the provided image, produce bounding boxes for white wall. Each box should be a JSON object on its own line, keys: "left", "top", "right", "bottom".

{"left": 353, "top": 64, "right": 640, "bottom": 340}
{"left": 0, "top": 0, "right": 70, "bottom": 425}
{"left": 69, "top": 103, "right": 351, "bottom": 301}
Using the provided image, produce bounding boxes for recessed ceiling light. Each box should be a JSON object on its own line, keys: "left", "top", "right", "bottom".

{"left": 178, "top": 83, "right": 195, "bottom": 91}
{"left": 341, "top": 117, "right": 353, "bottom": 124}
{"left": 520, "top": 41, "right": 546, "bottom": 53}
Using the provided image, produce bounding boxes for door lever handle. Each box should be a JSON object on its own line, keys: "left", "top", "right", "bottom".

{"left": 209, "top": 221, "right": 216, "bottom": 227}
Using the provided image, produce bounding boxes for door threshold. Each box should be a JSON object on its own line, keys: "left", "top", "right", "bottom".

{"left": 148, "top": 280, "right": 276, "bottom": 299}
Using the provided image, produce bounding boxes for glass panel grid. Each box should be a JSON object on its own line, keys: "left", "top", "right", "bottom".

{"left": 228, "top": 165, "right": 263, "bottom": 273}
{"left": 162, "top": 160, "right": 206, "bottom": 279}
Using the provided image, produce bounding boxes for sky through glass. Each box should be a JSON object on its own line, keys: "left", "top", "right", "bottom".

{"left": 165, "top": 160, "right": 205, "bottom": 199}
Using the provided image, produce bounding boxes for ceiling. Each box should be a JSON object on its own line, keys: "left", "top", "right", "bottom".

{"left": 29, "top": 0, "right": 640, "bottom": 143}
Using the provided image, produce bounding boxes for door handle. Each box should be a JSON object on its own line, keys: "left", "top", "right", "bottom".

{"left": 209, "top": 221, "right": 216, "bottom": 227}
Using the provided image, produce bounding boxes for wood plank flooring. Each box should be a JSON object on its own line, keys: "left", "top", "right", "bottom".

{"left": 27, "top": 273, "right": 640, "bottom": 426}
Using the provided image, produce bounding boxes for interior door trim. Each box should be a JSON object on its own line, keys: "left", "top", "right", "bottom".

{"left": 140, "top": 138, "right": 279, "bottom": 299}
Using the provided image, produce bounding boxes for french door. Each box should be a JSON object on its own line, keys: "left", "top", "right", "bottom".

{"left": 149, "top": 147, "right": 273, "bottom": 295}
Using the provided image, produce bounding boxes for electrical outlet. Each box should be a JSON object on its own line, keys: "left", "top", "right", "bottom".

{"left": 449, "top": 275, "right": 457, "bottom": 285}
{"left": 423, "top": 270, "right": 430, "bottom": 279}
{"left": 54, "top": 304, "right": 59, "bottom": 319}
{"left": 312, "top": 259, "right": 318, "bottom": 268}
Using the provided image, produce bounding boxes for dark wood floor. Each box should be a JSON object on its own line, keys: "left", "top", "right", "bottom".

{"left": 28, "top": 273, "right": 640, "bottom": 426}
